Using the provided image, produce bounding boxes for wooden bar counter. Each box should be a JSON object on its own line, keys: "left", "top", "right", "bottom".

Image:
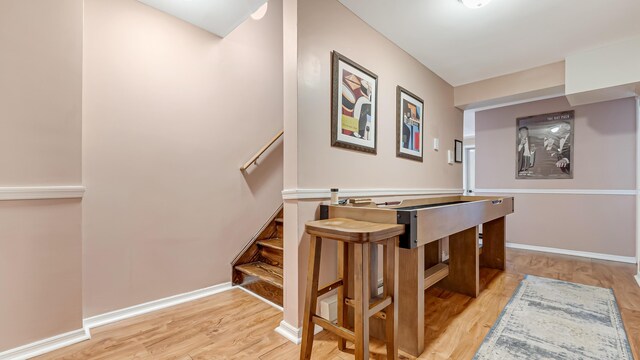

{"left": 320, "top": 195, "right": 514, "bottom": 357}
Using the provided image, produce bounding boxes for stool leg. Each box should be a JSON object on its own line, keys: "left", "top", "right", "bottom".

{"left": 353, "top": 242, "right": 370, "bottom": 360}
{"left": 383, "top": 237, "right": 399, "bottom": 360}
{"left": 337, "top": 241, "right": 349, "bottom": 351}
{"left": 300, "top": 235, "right": 323, "bottom": 360}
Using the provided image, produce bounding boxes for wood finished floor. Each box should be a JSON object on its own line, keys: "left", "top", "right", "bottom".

{"left": 36, "top": 249, "right": 640, "bottom": 359}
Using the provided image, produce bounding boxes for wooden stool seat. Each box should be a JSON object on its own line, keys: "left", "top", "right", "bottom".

{"left": 300, "top": 218, "right": 405, "bottom": 360}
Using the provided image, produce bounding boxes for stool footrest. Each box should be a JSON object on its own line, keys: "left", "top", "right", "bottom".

{"left": 368, "top": 296, "right": 392, "bottom": 317}
{"left": 344, "top": 297, "right": 388, "bottom": 320}
{"left": 318, "top": 279, "right": 343, "bottom": 297}
{"left": 312, "top": 315, "right": 355, "bottom": 342}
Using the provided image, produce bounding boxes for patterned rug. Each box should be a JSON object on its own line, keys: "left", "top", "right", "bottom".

{"left": 474, "top": 275, "right": 633, "bottom": 360}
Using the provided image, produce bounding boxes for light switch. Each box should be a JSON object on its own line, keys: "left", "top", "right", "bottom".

{"left": 447, "top": 150, "right": 454, "bottom": 164}
{"left": 433, "top": 138, "right": 439, "bottom": 151}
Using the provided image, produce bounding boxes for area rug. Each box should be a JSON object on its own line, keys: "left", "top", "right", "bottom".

{"left": 473, "top": 275, "right": 633, "bottom": 360}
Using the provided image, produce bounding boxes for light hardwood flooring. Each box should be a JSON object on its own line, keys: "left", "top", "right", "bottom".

{"left": 37, "top": 249, "right": 640, "bottom": 359}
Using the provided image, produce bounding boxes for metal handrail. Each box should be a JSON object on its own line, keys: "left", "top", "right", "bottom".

{"left": 240, "top": 130, "right": 284, "bottom": 171}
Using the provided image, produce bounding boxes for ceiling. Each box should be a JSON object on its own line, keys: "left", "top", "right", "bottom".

{"left": 338, "top": 0, "right": 640, "bottom": 86}
{"left": 137, "top": 0, "right": 266, "bottom": 37}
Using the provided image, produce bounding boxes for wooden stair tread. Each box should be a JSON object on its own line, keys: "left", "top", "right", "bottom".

{"left": 275, "top": 218, "right": 284, "bottom": 223}
{"left": 235, "top": 262, "right": 283, "bottom": 289}
{"left": 256, "top": 238, "right": 283, "bottom": 250}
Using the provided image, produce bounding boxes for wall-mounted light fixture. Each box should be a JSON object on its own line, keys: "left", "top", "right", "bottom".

{"left": 459, "top": 0, "right": 492, "bottom": 9}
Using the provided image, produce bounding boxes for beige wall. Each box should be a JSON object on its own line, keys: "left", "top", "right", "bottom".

{"left": 0, "top": 0, "right": 83, "bottom": 351}
{"left": 283, "top": 0, "right": 463, "bottom": 328}
{"left": 0, "top": 200, "right": 83, "bottom": 351}
{"left": 0, "top": 1, "right": 82, "bottom": 185}
{"left": 475, "top": 97, "right": 636, "bottom": 257}
{"left": 454, "top": 62, "right": 565, "bottom": 110}
{"left": 296, "top": 1, "right": 462, "bottom": 190}
{"left": 82, "top": 0, "right": 284, "bottom": 316}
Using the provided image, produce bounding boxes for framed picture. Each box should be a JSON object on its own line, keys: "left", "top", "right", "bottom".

{"left": 516, "top": 110, "right": 574, "bottom": 179}
{"left": 396, "top": 86, "right": 424, "bottom": 162}
{"left": 331, "top": 51, "right": 378, "bottom": 154}
{"left": 454, "top": 140, "right": 463, "bottom": 163}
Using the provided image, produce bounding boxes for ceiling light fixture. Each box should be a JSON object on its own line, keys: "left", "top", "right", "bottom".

{"left": 250, "top": 2, "right": 268, "bottom": 20}
{"left": 459, "top": 0, "right": 492, "bottom": 9}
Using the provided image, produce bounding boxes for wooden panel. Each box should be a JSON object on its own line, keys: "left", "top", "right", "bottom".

{"left": 396, "top": 246, "right": 425, "bottom": 356}
{"left": 424, "top": 263, "right": 449, "bottom": 290}
{"left": 424, "top": 238, "right": 443, "bottom": 269}
{"left": 480, "top": 216, "right": 506, "bottom": 270}
{"left": 414, "top": 198, "right": 513, "bottom": 247}
{"left": 438, "top": 227, "right": 479, "bottom": 297}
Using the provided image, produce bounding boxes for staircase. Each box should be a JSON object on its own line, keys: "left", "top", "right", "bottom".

{"left": 232, "top": 207, "right": 284, "bottom": 306}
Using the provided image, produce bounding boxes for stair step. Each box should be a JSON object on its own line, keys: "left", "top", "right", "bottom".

{"left": 235, "top": 262, "right": 283, "bottom": 289}
{"left": 256, "top": 238, "right": 283, "bottom": 251}
{"left": 274, "top": 218, "right": 283, "bottom": 223}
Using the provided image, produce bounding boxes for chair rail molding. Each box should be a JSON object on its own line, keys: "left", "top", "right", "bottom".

{"left": 282, "top": 188, "right": 464, "bottom": 200}
{"left": 474, "top": 188, "right": 636, "bottom": 196}
{"left": 0, "top": 186, "right": 86, "bottom": 201}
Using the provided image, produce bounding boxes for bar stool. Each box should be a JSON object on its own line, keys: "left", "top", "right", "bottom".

{"left": 299, "top": 218, "right": 405, "bottom": 360}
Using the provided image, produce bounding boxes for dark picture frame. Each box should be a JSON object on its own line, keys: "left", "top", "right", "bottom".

{"left": 331, "top": 51, "right": 378, "bottom": 154}
{"left": 454, "top": 140, "right": 463, "bottom": 163}
{"left": 396, "top": 86, "right": 424, "bottom": 162}
{"left": 516, "top": 110, "right": 574, "bottom": 179}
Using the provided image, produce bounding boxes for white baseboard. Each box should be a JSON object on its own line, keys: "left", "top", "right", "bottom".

{"left": 635, "top": 273, "right": 640, "bottom": 287}
{"left": 84, "top": 282, "right": 232, "bottom": 330}
{"left": 274, "top": 320, "right": 323, "bottom": 344}
{"left": 0, "top": 328, "right": 90, "bottom": 360}
{"left": 275, "top": 320, "right": 302, "bottom": 344}
{"left": 235, "top": 285, "right": 283, "bottom": 311}
{"left": 506, "top": 242, "right": 637, "bottom": 264}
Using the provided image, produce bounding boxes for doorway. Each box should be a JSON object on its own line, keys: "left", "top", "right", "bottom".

{"left": 464, "top": 146, "right": 475, "bottom": 195}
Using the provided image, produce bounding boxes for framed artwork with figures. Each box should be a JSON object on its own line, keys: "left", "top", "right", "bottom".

{"left": 331, "top": 51, "right": 378, "bottom": 154}
{"left": 516, "top": 110, "right": 574, "bottom": 179}
{"left": 396, "top": 86, "right": 424, "bottom": 162}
